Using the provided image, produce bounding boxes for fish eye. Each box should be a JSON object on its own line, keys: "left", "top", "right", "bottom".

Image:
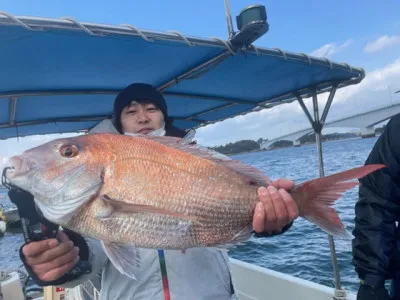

{"left": 60, "top": 144, "right": 79, "bottom": 158}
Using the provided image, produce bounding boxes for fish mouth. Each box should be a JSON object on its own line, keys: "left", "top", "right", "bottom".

{"left": 5, "top": 156, "right": 38, "bottom": 180}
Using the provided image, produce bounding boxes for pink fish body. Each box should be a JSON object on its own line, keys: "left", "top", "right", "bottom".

{"left": 5, "top": 133, "right": 385, "bottom": 279}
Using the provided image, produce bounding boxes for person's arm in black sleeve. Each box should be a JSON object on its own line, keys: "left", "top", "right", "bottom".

{"left": 352, "top": 114, "right": 400, "bottom": 299}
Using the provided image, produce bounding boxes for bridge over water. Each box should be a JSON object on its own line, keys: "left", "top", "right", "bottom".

{"left": 261, "top": 102, "right": 400, "bottom": 149}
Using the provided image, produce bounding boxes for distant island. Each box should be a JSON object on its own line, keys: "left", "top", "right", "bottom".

{"left": 264, "top": 132, "right": 361, "bottom": 150}
{"left": 211, "top": 139, "right": 263, "bottom": 156}
{"left": 210, "top": 126, "right": 385, "bottom": 155}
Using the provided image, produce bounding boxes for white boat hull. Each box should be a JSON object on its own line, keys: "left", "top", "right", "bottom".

{"left": 1, "top": 259, "right": 358, "bottom": 300}
{"left": 229, "top": 258, "right": 356, "bottom": 300}
{"left": 0, "top": 272, "right": 25, "bottom": 300}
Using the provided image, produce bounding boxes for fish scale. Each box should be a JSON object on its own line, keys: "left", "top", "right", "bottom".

{"left": 103, "top": 148, "right": 257, "bottom": 223}
{"left": 85, "top": 161, "right": 257, "bottom": 247}
{"left": 70, "top": 202, "right": 200, "bottom": 248}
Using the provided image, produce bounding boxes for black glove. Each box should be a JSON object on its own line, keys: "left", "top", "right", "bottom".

{"left": 253, "top": 221, "right": 293, "bottom": 237}
{"left": 7, "top": 186, "right": 92, "bottom": 286}
{"left": 19, "top": 229, "right": 92, "bottom": 287}
{"left": 357, "top": 284, "right": 391, "bottom": 300}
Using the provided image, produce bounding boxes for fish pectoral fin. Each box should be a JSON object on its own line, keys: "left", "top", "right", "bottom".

{"left": 100, "top": 194, "right": 200, "bottom": 224}
{"left": 95, "top": 195, "right": 116, "bottom": 219}
{"left": 101, "top": 242, "right": 140, "bottom": 280}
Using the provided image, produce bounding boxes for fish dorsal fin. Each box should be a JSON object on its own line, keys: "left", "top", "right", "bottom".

{"left": 182, "top": 129, "right": 196, "bottom": 142}
{"left": 132, "top": 134, "right": 271, "bottom": 186}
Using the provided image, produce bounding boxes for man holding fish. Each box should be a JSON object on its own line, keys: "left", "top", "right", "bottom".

{"left": 5, "top": 81, "right": 385, "bottom": 300}
{"left": 6, "top": 83, "right": 383, "bottom": 299}
{"left": 16, "top": 83, "right": 301, "bottom": 299}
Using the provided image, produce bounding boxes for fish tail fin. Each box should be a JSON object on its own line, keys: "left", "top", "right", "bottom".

{"left": 291, "top": 164, "right": 386, "bottom": 239}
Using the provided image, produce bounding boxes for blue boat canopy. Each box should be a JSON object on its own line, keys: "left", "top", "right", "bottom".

{"left": 0, "top": 12, "right": 365, "bottom": 140}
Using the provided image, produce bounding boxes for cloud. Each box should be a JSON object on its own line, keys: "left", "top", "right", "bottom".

{"left": 1, "top": 59, "right": 400, "bottom": 153}
{"left": 0, "top": 132, "right": 78, "bottom": 163}
{"left": 363, "top": 35, "right": 400, "bottom": 53}
{"left": 332, "top": 58, "right": 400, "bottom": 105}
{"left": 195, "top": 57, "right": 400, "bottom": 146}
{"left": 310, "top": 40, "right": 353, "bottom": 58}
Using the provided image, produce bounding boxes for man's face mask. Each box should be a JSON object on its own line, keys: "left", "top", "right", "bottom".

{"left": 124, "top": 122, "right": 166, "bottom": 137}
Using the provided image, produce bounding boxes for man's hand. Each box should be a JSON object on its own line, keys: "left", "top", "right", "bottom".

{"left": 253, "top": 179, "right": 299, "bottom": 234}
{"left": 22, "top": 231, "right": 80, "bottom": 282}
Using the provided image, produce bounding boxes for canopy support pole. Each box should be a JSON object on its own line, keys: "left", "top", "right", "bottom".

{"left": 296, "top": 84, "right": 346, "bottom": 300}
{"left": 224, "top": 0, "right": 235, "bottom": 37}
{"left": 9, "top": 97, "right": 17, "bottom": 126}
{"left": 158, "top": 51, "right": 231, "bottom": 92}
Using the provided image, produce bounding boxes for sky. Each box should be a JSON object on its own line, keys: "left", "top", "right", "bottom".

{"left": 0, "top": 0, "right": 400, "bottom": 165}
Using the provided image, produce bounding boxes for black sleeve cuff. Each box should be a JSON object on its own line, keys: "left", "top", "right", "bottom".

{"left": 360, "top": 274, "right": 386, "bottom": 288}
{"left": 252, "top": 221, "right": 293, "bottom": 238}
{"left": 20, "top": 229, "right": 92, "bottom": 287}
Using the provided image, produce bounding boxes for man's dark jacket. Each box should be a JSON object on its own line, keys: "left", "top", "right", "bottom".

{"left": 352, "top": 113, "right": 400, "bottom": 287}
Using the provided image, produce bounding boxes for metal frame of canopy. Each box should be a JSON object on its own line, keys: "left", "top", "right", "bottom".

{"left": 0, "top": 2, "right": 367, "bottom": 299}
{"left": 0, "top": 9, "right": 364, "bottom": 138}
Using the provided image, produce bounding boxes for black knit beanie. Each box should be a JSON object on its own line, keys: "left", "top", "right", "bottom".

{"left": 113, "top": 83, "right": 168, "bottom": 133}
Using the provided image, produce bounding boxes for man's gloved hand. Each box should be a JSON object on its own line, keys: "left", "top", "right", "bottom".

{"left": 20, "top": 229, "right": 92, "bottom": 286}
{"left": 357, "top": 284, "right": 391, "bottom": 300}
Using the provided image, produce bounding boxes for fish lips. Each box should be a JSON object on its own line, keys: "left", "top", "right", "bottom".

{"left": 6, "top": 155, "right": 38, "bottom": 180}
